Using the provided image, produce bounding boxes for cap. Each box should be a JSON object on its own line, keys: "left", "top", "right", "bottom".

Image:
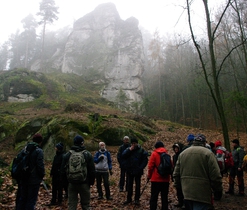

{"left": 74, "top": 135, "right": 84, "bottom": 145}
{"left": 215, "top": 140, "right": 222, "bottom": 147}
{"left": 231, "top": 139, "right": 239, "bottom": 145}
{"left": 32, "top": 133, "right": 43, "bottom": 143}
{"left": 155, "top": 141, "right": 164, "bottom": 148}
{"left": 130, "top": 137, "right": 138, "bottom": 144}
{"left": 187, "top": 134, "right": 194, "bottom": 142}
{"left": 194, "top": 134, "right": 206, "bottom": 142}
{"left": 56, "top": 142, "right": 64, "bottom": 151}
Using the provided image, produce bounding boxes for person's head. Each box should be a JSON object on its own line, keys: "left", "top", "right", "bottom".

{"left": 193, "top": 134, "right": 206, "bottom": 146}
{"left": 73, "top": 135, "right": 84, "bottom": 146}
{"left": 231, "top": 139, "right": 239, "bottom": 148}
{"left": 99, "top": 142, "right": 106, "bottom": 151}
{"left": 130, "top": 137, "right": 138, "bottom": 148}
{"left": 172, "top": 143, "right": 180, "bottom": 153}
{"left": 32, "top": 133, "right": 43, "bottom": 145}
{"left": 187, "top": 134, "right": 194, "bottom": 143}
{"left": 209, "top": 142, "right": 216, "bottom": 150}
{"left": 215, "top": 140, "right": 222, "bottom": 148}
{"left": 154, "top": 141, "right": 164, "bottom": 149}
{"left": 56, "top": 142, "right": 64, "bottom": 151}
{"left": 123, "top": 136, "right": 130, "bottom": 144}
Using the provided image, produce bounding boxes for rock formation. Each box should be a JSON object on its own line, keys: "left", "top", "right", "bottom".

{"left": 58, "top": 3, "right": 145, "bottom": 107}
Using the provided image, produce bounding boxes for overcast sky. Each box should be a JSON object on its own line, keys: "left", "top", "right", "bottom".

{"left": 0, "top": 0, "right": 225, "bottom": 44}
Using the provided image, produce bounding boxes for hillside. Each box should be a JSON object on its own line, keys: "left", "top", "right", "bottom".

{"left": 0, "top": 69, "right": 247, "bottom": 209}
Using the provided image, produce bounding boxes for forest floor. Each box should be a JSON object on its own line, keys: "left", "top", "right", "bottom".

{"left": 1, "top": 122, "right": 247, "bottom": 209}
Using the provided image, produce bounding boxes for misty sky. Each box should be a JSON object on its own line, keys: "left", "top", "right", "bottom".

{"left": 0, "top": 0, "right": 225, "bottom": 44}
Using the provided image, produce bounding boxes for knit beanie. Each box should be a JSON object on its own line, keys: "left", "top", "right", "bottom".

{"left": 74, "top": 135, "right": 84, "bottom": 145}
{"left": 32, "top": 133, "right": 43, "bottom": 143}
{"left": 130, "top": 138, "right": 138, "bottom": 144}
{"left": 56, "top": 142, "right": 64, "bottom": 151}
{"left": 187, "top": 134, "right": 194, "bottom": 142}
{"left": 154, "top": 141, "right": 164, "bottom": 148}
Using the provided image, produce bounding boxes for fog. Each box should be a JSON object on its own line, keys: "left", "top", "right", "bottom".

{"left": 1, "top": 0, "right": 225, "bottom": 44}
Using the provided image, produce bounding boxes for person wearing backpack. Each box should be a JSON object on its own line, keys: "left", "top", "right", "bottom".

{"left": 122, "top": 137, "right": 148, "bottom": 206}
{"left": 47, "top": 142, "right": 65, "bottom": 206}
{"left": 94, "top": 142, "right": 113, "bottom": 200}
{"left": 117, "top": 136, "right": 130, "bottom": 192}
{"left": 172, "top": 143, "right": 184, "bottom": 208}
{"left": 60, "top": 135, "right": 95, "bottom": 210}
{"left": 16, "top": 133, "right": 45, "bottom": 210}
{"left": 226, "top": 139, "right": 245, "bottom": 196}
{"left": 147, "top": 141, "right": 172, "bottom": 210}
{"left": 173, "top": 134, "right": 222, "bottom": 210}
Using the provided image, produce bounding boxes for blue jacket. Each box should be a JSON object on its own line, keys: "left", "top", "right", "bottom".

{"left": 94, "top": 150, "right": 112, "bottom": 172}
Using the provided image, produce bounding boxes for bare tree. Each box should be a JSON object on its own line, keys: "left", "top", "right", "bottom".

{"left": 186, "top": 0, "right": 237, "bottom": 150}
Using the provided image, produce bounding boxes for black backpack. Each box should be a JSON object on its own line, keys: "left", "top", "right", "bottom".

{"left": 157, "top": 152, "right": 172, "bottom": 176}
{"left": 11, "top": 143, "right": 37, "bottom": 180}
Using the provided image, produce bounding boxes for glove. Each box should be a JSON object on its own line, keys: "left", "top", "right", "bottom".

{"left": 109, "top": 170, "right": 113, "bottom": 175}
{"left": 214, "top": 191, "right": 222, "bottom": 201}
{"left": 99, "top": 155, "right": 104, "bottom": 160}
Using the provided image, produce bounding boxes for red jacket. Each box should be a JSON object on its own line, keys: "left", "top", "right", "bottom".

{"left": 148, "top": 147, "right": 171, "bottom": 182}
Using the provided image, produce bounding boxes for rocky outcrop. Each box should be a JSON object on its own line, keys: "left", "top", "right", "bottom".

{"left": 60, "top": 3, "right": 144, "bottom": 106}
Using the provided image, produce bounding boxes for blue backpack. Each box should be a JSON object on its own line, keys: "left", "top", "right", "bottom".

{"left": 11, "top": 144, "right": 37, "bottom": 180}
{"left": 157, "top": 152, "right": 172, "bottom": 176}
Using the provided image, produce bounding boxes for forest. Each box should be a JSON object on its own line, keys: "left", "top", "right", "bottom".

{"left": 0, "top": 0, "right": 247, "bottom": 148}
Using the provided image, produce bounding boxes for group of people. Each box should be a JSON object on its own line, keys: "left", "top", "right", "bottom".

{"left": 14, "top": 132, "right": 246, "bottom": 210}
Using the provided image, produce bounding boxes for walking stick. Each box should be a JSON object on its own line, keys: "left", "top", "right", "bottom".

{"left": 133, "top": 179, "right": 150, "bottom": 210}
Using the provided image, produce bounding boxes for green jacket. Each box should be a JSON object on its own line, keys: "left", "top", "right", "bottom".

{"left": 173, "top": 142, "right": 222, "bottom": 204}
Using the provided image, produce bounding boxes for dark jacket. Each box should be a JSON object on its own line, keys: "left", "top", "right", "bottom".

{"left": 232, "top": 145, "right": 245, "bottom": 168}
{"left": 61, "top": 145, "right": 95, "bottom": 185}
{"left": 20, "top": 142, "right": 45, "bottom": 185}
{"left": 122, "top": 145, "right": 148, "bottom": 176}
{"left": 50, "top": 150, "right": 65, "bottom": 177}
{"left": 117, "top": 143, "right": 130, "bottom": 168}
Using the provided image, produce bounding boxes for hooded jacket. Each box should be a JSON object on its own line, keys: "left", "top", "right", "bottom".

{"left": 173, "top": 141, "right": 222, "bottom": 204}
{"left": 94, "top": 149, "right": 112, "bottom": 172}
{"left": 148, "top": 147, "right": 171, "bottom": 182}
{"left": 61, "top": 145, "right": 95, "bottom": 185}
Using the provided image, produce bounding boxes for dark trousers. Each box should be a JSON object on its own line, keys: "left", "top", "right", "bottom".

{"left": 127, "top": 173, "right": 141, "bottom": 201}
{"left": 96, "top": 171, "right": 111, "bottom": 198}
{"left": 16, "top": 183, "right": 40, "bottom": 210}
{"left": 229, "top": 167, "right": 244, "bottom": 194}
{"left": 51, "top": 176, "right": 63, "bottom": 202}
{"left": 184, "top": 200, "right": 211, "bottom": 210}
{"left": 150, "top": 182, "right": 169, "bottom": 210}
{"left": 176, "top": 186, "right": 184, "bottom": 205}
{"left": 119, "top": 167, "right": 129, "bottom": 190}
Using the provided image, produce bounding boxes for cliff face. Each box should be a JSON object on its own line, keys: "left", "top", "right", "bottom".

{"left": 53, "top": 3, "right": 145, "bottom": 105}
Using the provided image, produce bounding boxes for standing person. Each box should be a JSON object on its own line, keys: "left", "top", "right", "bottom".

{"left": 172, "top": 143, "right": 184, "bottom": 208}
{"left": 117, "top": 136, "right": 130, "bottom": 192}
{"left": 61, "top": 135, "right": 95, "bottom": 210}
{"left": 17, "top": 133, "right": 45, "bottom": 210}
{"left": 182, "top": 134, "right": 194, "bottom": 151}
{"left": 94, "top": 142, "right": 113, "bottom": 200}
{"left": 148, "top": 141, "right": 171, "bottom": 210}
{"left": 47, "top": 142, "right": 65, "bottom": 206}
{"left": 226, "top": 139, "right": 245, "bottom": 196}
{"left": 173, "top": 134, "right": 223, "bottom": 210}
{"left": 122, "top": 137, "right": 148, "bottom": 206}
